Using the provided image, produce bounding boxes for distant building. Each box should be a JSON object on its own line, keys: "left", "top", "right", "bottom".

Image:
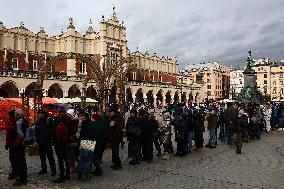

{"left": 252, "top": 58, "right": 284, "bottom": 101}
{"left": 185, "top": 62, "right": 230, "bottom": 101}
{"left": 229, "top": 69, "right": 244, "bottom": 100}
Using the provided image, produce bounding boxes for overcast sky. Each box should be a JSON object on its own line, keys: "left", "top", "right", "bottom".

{"left": 1, "top": 0, "right": 284, "bottom": 68}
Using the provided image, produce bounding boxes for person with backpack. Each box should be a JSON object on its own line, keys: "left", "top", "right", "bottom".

{"left": 34, "top": 109, "right": 56, "bottom": 176}
{"left": 53, "top": 106, "right": 72, "bottom": 183}
{"left": 13, "top": 109, "right": 28, "bottom": 186}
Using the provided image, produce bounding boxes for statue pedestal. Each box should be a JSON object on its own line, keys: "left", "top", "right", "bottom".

{"left": 242, "top": 68, "right": 259, "bottom": 103}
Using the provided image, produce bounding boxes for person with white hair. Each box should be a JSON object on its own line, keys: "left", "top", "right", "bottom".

{"left": 13, "top": 109, "right": 28, "bottom": 186}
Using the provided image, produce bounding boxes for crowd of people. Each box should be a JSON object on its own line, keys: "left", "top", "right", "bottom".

{"left": 4, "top": 101, "right": 284, "bottom": 186}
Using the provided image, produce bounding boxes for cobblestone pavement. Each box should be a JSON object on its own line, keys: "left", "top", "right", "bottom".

{"left": 0, "top": 129, "right": 283, "bottom": 189}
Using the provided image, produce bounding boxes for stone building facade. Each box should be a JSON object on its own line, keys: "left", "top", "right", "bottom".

{"left": 252, "top": 58, "right": 284, "bottom": 101}
{"left": 0, "top": 8, "right": 204, "bottom": 106}
{"left": 185, "top": 62, "right": 230, "bottom": 101}
{"left": 229, "top": 69, "right": 244, "bottom": 100}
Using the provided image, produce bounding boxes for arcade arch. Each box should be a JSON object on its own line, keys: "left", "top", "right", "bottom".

{"left": 68, "top": 84, "right": 81, "bottom": 98}
{"left": 86, "top": 85, "right": 98, "bottom": 99}
{"left": 135, "top": 88, "right": 144, "bottom": 103}
{"left": 48, "top": 83, "right": 63, "bottom": 98}
{"left": 0, "top": 80, "right": 19, "bottom": 97}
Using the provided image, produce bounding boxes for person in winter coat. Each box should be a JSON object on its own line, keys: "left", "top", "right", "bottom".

{"left": 186, "top": 111, "right": 195, "bottom": 154}
{"left": 89, "top": 113, "right": 104, "bottom": 176}
{"left": 250, "top": 107, "right": 262, "bottom": 140}
{"left": 193, "top": 108, "right": 205, "bottom": 152}
{"left": 205, "top": 106, "right": 218, "bottom": 149}
{"left": 5, "top": 110, "right": 17, "bottom": 180}
{"left": 108, "top": 107, "right": 125, "bottom": 170}
{"left": 13, "top": 109, "right": 28, "bottom": 186}
{"left": 224, "top": 102, "right": 237, "bottom": 144}
{"left": 53, "top": 107, "right": 72, "bottom": 183}
{"left": 172, "top": 108, "right": 187, "bottom": 156}
{"left": 233, "top": 108, "right": 248, "bottom": 154}
{"left": 126, "top": 109, "right": 141, "bottom": 165}
{"left": 34, "top": 109, "right": 56, "bottom": 176}
{"left": 148, "top": 109, "right": 162, "bottom": 157}
{"left": 139, "top": 109, "right": 154, "bottom": 163}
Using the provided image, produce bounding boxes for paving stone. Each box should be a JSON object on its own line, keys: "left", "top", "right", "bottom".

{"left": 0, "top": 128, "right": 283, "bottom": 189}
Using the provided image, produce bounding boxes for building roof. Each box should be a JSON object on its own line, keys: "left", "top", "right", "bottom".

{"left": 185, "top": 61, "right": 228, "bottom": 71}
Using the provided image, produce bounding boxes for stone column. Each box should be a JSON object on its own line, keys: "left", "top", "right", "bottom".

{"left": 163, "top": 96, "right": 167, "bottom": 106}
{"left": 143, "top": 94, "right": 147, "bottom": 103}
{"left": 132, "top": 95, "right": 136, "bottom": 103}
{"left": 64, "top": 90, "right": 69, "bottom": 98}
{"left": 186, "top": 98, "right": 189, "bottom": 105}
{"left": 153, "top": 97, "right": 157, "bottom": 107}
{"left": 43, "top": 89, "right": 48, "bottom": 97}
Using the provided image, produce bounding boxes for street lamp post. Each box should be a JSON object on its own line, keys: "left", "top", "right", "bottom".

{"left": 179, "top": 70, "right": 185, "bottom": 103}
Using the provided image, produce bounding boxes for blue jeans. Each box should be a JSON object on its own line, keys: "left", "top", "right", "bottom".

{"left": 209, "top": 129, "right": 216, "bottom": 146}
{"left": 187, "top": 132, "right": 193, "bottom": 152}
{"left": 225, "top": 127, "right": 232, "bottom": 144}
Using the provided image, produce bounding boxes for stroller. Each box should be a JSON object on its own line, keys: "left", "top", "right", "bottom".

{"left": 76, "top": 140, "right": 96, "bottom": 180}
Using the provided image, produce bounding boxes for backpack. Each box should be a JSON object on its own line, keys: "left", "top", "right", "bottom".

{"left": 20, "top": 119, "right": 35, "bottom": 146}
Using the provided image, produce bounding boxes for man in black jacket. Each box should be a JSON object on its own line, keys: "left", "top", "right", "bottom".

{"left": 34, "top": 109, "right": 56, "bottom": 176}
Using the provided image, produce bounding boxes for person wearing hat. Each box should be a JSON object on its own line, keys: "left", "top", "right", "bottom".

{"left": 108, "top": 106, "right": 125, "bottom": 170}
{"left": 89, "top": 113, "right": 104, "bottom": 176}
{"left": 34, "top": 109, "right": 56, "bottom": 176}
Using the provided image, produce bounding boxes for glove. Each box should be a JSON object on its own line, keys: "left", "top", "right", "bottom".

{"left": 5, "top": 145, "right": 9, "bottom": 150}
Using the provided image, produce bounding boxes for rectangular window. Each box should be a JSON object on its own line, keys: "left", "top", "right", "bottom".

{"left": 33, "top": 60, "right": 38, "bottom": 71}
{"left": 160, "top": 76, "right": 163, "bottom": 82}
{"left": 280, "top": 73, "right": 283, "bottom": 78}
{"left": 80, "top": 62, "right": 87, "bottom": 74}
{"left": 143, "top": 74, "right": 146, "bottom": 81}
{"left": 264, "top": 74, "right": 267, "bottom": 78}
{"left": 207, "top": 85, "right": 211, "bottom": 89}
{"left": 264, "top": 80, "right": 267, "bottom": 84}
{"left": 12, "top": 58, "right": 18, "bottom": 70}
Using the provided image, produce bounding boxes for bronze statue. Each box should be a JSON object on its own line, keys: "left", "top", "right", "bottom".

{"left": 246, "top": 51, "right": 253, "bottom": 69}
